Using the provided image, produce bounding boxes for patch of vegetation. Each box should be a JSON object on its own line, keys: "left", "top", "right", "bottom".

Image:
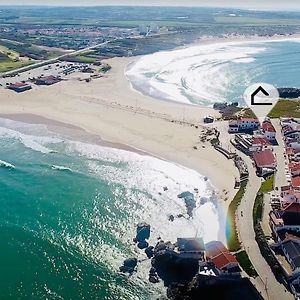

{"left": 0, "top": 60, "right": 33, "bottom": 73}
{"left": 253, "top": 175, "right": 274, "bottom": 225}
{"left": 74, "top": 55, "right": 97, "bottom": 63}
{"left": 226, "top": 180, "right": 248, "bottom": 252}
{"left": 215, "top": 16, "right": 300, "bottom": 25}
{"left": 253, "top": 193, "right": 264, "bottom": 225}
{"left": 269, "top": 99, "right": 300, "bottom": 118}
{"left": 260, "top": 175, "right": 274, "bottom": 193}
{"left": 235, "top": 250, "right": 258, "bottom": 277}
{"left": 255, "top": 223, "right": 285, "bottom": 282}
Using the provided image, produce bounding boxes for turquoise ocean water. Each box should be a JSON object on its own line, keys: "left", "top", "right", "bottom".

{"left": 126, "top": 39, "right": 300, "bottom": 105}
{"left": 0, "top": 118, "right": 223, "bottom": 299}
{"left": 3, "top": 38, "right": 299, "bottom": 299}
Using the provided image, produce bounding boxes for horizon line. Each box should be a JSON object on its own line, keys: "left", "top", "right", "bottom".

{"left": 0, "top": 4, "right": 298, "bottom": 12}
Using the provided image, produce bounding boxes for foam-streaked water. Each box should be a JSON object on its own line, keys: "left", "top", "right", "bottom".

{"left": 0, "top": 118, "right": 224, "bottom": 299}
{"left": 126, "top": 39, "right": 300, "bottom": 106}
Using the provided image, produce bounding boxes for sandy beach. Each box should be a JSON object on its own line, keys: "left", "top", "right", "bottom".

{"left": 0, "top": 51, "right": 242, "bottom": 210}
{"left": 3, "top": 32, "right": 300, "bottom": 210}
{"left": 2, "top": 33, "right": 300, "bottom": 212}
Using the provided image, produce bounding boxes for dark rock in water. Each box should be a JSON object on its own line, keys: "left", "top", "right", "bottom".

{"left": 149, "top": 274, "right": 160, "bottom": 283}
{"left": 149, "top": 267, "right": 160, "bottom": 283}
{"left": 200, "top": 197, "right": 208, "bottom": 205}
{"left": 145, "top": 246, "right": 154, "bottom": 258}
{"left": 149, "top": 267, "right": 157, "bottom": 275}
{"left": 163, "top": 186, "right": 168, "bottom": 191}
{"left": 213, "top": 102, "right": 228, "bottom": 110}
{"left": 136, "top": 222, "right": 150, "bottom": 242}
{"left": 120, "top": 258, "right": 137, "bottom": 274}
{"left": 153, "top": 241, "right": 168, "bottom": 255}
{"left": 138, "top": 240, "right": 149, "bottom": 249}
{"left": 278, "top": 87, "right": 300, "bottom": 99}
{"left": 177, "top": 214, "right": 184, "bottom": 218}
{"left": 177, "top": 191, "right": 196, "bottom": 217}
{"left": 168, "top": 214, "right": 175, "bottom": 222}
{"left": 178, "top": 191, "right": 194, "bottom": 199}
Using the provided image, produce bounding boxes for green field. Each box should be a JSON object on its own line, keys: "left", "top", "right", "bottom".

{"left": 269, "top": 99, "right": 300, "bottom": 118}
{"left": 215, "top": 16, "right": 300, "bottom": 25}
{"left": 0, "top": 60, "right": 33, "bottom": 73}
{"left": 0, "top": 44, "right": 34, "bottom": 73}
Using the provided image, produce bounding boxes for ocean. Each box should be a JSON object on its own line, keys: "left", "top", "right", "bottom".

{"left": 126, "top": 38, "right": 300, "bottom": 106}
{"left": 0, "top": 118, "right": 224, "bottom": 299}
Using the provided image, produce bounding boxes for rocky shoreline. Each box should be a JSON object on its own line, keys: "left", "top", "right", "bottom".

{"left": 118, "top": 188, "right": 263, "bottom": 300}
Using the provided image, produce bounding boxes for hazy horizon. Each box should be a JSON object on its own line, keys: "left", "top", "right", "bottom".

{"left": 0, "top": 0, "right": 300, "bottom": 11}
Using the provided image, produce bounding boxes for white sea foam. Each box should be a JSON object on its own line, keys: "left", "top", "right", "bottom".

{"left": 51, "top": 165, "right": 72, "bottom": 172}
{"left": 0, "top": 159, "right": 15, "bottom": 169}
{"left": 65, "top": 140, "right": 225, "bottom": 244}
{"left": 126, "top": 40, "right": 268, "bottom": 105}
{"left": 0, "top": 125, "right": 61, "bottom": 153}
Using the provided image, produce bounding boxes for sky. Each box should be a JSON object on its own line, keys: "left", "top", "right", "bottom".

{"left": 0, "top": 0, "right": 299, "bottom": 10}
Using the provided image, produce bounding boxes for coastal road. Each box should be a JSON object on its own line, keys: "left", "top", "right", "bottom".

{"left": 236, "top": 153, "right": 293, "bottom": 300}
{"left": 272, "top": 119, "right": 288, "bottom": 188}
{"left": 217, "top": 123, "right": 292, "bottom": 300}
{"left": 0, "top": 35, "right": 141, "bottom": 77}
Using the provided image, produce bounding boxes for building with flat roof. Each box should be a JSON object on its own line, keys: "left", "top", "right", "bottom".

{"left": 176, "top": 237, "right": 205, "bottom": 260}
{"left": 35, "top": 75, "right": 61, "bottom": 85}
{"left": 8, "top": 82, "right": 32, "bottom": 93}
{"left": 228, "top": 118, "right": 260, "bottom": 133}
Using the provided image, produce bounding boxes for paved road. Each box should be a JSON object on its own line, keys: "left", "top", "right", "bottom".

{"left": 217, "top": 122, "right": 292, "bottom": 300}
{"left": 272, "top": 119, "right": 288, "bottom": 188}
{"left": 0, "top": 35, "right": 141, "bottom": 77}
{"left": 236, "top": 153, "right": 293, "bottom": 300}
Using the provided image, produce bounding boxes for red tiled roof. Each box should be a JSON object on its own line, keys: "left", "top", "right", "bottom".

{"left": 40, "top": 75, "right": 59, "bottom": 81}
{"left": 262, "top": 121, "right": 276, "bottom": 133}
{"left": 281, "top": 185, "right": 292, "bottom": 192}
{"left": 211, "top": 252, "right": 238, "bottom": 270}
{"left": 292, "top": 176, "right": 300, "bottom": 188}
{"left": 289, "top": 162, "right": 300, "bottom": 172}
{"left": 283, "top": 233, "right": 300, "bottom": 242}
{"left": 9, "top": 82, "right": 29, "bottom": 88}
{"left": 283, "top": 202, "right": 300, "bottom": 213}
{"left": 286, "top": 148, "right": 295, "bottom": 155}
{"left": 253, "top": 149, "right": 276, "bottom": 168}
{"left": 252, "top": 137, "right": 271, "bottom": 146}
{"left": 282, "top": 125, "right": 293, "bottom": 134}
{"left": 205, "top": 241, "right": 227, "bottom": 258}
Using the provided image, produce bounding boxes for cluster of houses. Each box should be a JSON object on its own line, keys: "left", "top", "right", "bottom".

{"left": 229, "top": 117, "right": 277, "bottom": 177}
{"left": 174, "top": 237, "right": 240, "bottom": 277}
{"left": 8, "top": 75, "right": 61, "bottom": 93}
{"left": 266, "top": 118, "right": 300, "bottom": 300}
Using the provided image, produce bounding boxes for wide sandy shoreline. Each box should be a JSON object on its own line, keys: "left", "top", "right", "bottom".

{"left": 1, "top": 33, "right": 298, "bottom": 211}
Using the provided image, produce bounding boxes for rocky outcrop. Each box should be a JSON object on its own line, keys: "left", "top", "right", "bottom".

{"left": 119, "top": 258, "right": 137, "bottom": 274}
{"left": 135, "top": 222, "right": 151, "bottom": 242}
{"left": 145, "top": 246, "right": 154, "bottom": 258}
{"left": 177, "top": 192, "right": 196, "bottom": 217}
{"left": 278, "top": 87, "right": 300, "bottom": 99}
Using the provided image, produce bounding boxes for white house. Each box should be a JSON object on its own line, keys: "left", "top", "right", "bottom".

{"left": 262, "top": 121, "right": 276, "bottom": 141}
